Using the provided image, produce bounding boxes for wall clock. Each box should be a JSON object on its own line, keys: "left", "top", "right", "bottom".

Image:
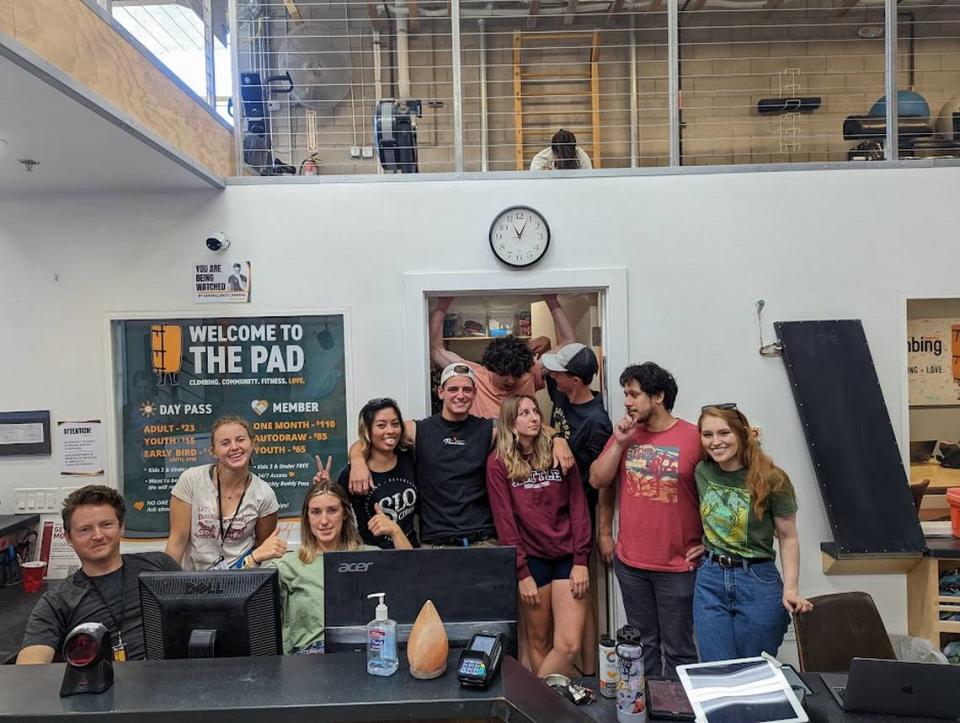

{"left": 488, "top": 206, "right": 550, "bottom": 268}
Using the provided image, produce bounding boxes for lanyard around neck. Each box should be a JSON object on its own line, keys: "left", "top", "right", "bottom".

{"left": 215, "top": 465, "right": 250, "bottom": 551}
{"left": 85, "top": 563, "right": 125, "bottom": 643}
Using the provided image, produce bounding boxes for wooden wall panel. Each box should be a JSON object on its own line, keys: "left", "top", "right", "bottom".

{"left": 0, "top": 0, "right": 14, "bottom": 36}
{"left": 10, "top": 0, "right": 233, "bottom": 177}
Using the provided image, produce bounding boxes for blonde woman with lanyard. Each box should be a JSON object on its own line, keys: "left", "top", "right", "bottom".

{"left": 166, "top": 415, "right": 285, "bottom": 570}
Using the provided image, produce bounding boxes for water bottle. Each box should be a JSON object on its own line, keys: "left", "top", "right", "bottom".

{"left": 615, "top": 625, "right": 647, "bottom": 723}
{"left": 598, "top": 636, "right": 618, "bottom": 698}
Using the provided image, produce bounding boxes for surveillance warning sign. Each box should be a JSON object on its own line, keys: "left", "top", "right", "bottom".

{"left": 112, "top": 314, "right": 347, "bottom": 535}
{"left": 193, "top": 260, "right": 251, "bottom": 303}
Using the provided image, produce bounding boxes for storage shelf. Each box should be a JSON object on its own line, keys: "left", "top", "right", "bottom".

{"left": 939, "top": 620, "right": 960, "bottom": 633}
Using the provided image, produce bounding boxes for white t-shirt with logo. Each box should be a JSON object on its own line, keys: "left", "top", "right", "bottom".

{"left": 171, "top": 464, "right": 280, "bottom": 571}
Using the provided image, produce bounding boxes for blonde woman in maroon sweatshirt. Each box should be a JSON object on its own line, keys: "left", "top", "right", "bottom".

{"left": 486, "top": 395, "right": 592, "bottom": 677}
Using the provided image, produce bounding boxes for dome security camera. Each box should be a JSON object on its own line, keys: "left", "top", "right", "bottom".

{"left": 205, "top": 232, "right": 230, "bottom": 252}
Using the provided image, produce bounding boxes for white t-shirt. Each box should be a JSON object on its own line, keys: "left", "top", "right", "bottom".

{"left": 171, "top": 464, "right": 280, "bottom": 571}
{"left": 529, "top": 146, "right": 593, "bottom": 171}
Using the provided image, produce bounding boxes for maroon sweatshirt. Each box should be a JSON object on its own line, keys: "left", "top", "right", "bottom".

{"left": 485, "top": 451, "right": 592, "bottom": 581}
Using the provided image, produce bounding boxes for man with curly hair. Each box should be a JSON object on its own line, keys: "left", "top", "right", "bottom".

{"left": 430, "top": 294, "right": 577, "bottom": 420}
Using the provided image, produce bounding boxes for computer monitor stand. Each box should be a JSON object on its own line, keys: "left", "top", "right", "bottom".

{"left": 188, "top": 630, "right": 217, "bottom": 658}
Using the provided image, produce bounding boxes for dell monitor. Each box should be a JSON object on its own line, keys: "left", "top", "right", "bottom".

{"left": 323, "top": 547, "right": 517, "bottom": 656}
{"left": 139, "top": 569, "right": 282, "bottom": 659}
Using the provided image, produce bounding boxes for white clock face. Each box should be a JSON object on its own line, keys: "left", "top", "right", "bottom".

{"left": 489, "top": 206, "right": 550, "bottom": 268}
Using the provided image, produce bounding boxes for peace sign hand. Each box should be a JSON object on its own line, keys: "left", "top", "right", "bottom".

{"left": 313, "top": 454, "right": 333, "bottom": 484}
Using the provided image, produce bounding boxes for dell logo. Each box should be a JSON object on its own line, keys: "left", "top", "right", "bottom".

{"left": 337, "top": 562, "right": 373, "bottom": 573}
{"left": 185, "top": 580, "right": 224, "bottom": 595}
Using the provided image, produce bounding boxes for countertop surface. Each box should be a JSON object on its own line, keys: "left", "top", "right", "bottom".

{"left": 0, "top": 514, "right": 39, "bottom": 538}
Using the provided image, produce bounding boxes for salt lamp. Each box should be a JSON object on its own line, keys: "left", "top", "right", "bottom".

{"left": 407, "top": 599, "right": 448, "bottom": 679}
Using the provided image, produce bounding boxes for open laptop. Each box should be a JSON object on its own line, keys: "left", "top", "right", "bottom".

{"left": 821, "top": 658, "right": 960, "bottom": 719}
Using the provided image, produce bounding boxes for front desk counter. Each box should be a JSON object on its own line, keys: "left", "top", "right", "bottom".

{"left": 0, "top": 651, "right": 952, "bottom": 723}
{"left": 0, "top": 651, "right": 591, "bottom": 723}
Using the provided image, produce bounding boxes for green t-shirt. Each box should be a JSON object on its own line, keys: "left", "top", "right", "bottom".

{"left": 694, "top": 461, "right": 798, "bottom": 560}
{"left": 264, "top": 545, "right": 376, "bottom": 655}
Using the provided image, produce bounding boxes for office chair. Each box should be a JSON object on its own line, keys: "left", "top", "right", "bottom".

{"left": 793, "top": 591, "right": 896, "bottom": 672}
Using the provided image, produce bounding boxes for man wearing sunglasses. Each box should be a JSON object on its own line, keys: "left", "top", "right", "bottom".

{"left": 589, "top": 362, "right": 704, "bottom": 679}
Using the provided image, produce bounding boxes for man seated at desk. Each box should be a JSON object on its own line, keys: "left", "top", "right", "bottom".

{"left": 16, "top": 485, "right": 179, "bottom": 664}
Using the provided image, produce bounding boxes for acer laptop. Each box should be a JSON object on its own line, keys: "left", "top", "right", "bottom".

{"left": 820, "top": 658, "right": 960, "bottom": 719}
{"left": 323, "top": 547, "right": 517, "bottom": 655}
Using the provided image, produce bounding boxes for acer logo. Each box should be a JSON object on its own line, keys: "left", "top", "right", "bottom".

{"left": 337, "top": 562, "right": 373, "bottom": 573}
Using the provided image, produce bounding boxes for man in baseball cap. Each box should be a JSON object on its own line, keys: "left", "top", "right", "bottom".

{"left": 346, "top": 361, "right": 500, "bottom": 547}
{"left": 541, "top": 342, "right": 612, "bottom": 676}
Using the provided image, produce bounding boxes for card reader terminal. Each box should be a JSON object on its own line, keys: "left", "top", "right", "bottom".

{"left": 457, "top": 632, "right": 504, "bottom": 688}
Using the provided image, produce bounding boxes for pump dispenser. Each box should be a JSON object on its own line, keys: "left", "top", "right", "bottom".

{"left": 366, "top": 592, "right": 398, "bottom": 676}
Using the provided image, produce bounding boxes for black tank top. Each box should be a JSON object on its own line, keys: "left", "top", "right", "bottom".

{"left": 415, "top": 414, "right": 496, "bottom": 542}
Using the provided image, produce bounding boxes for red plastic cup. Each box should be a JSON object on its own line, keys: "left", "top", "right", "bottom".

{"left": 21, "top": 561, "right": 47, "bottom": 593}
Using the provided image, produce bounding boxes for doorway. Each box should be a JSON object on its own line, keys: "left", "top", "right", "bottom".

{"left": 402, "top": 268, "right": 629, "bottom": 640}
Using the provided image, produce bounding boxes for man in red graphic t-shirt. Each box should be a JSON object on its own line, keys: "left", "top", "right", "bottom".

{"left": 590, "top": 362, "right": 704, "bottom": 678}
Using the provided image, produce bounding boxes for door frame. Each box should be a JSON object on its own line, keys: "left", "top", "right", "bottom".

{"left": 402, "top": 267, "right": 629, "bottom": 635}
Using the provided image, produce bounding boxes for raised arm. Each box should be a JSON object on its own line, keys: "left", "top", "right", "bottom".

{"left": 543, "top": 294, "right": 576, "bottom": 347}
{"left": 429, "top": 297, "right": 464, "bottom": 368}
{"left": 589, "top": 417, "right": 635, "bottom": 489}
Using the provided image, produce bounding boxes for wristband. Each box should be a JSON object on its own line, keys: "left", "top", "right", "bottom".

{"left": 550, "top": 431, "right": 565, "bottom": 440}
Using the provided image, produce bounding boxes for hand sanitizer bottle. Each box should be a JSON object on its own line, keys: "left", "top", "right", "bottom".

{"left": 366, "top": 592, "right": 398, "bottom": 676}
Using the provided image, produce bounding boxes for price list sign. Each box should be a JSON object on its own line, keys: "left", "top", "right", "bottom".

{"left": 112, "top": 315, "right": 347, "bottom": 536}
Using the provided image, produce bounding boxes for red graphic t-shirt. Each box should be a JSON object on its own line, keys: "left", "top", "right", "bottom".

{"left": 606, "top": 419, "right": 703, "bottom": 572}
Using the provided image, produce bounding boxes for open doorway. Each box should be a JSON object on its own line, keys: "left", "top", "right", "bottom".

{"left": 425, "top": 292, "right": 604, "bottom": 416}
{"left": 403, "top": 268, "right": 629, "bottom": 654}
{"left": 905, "top": 297, "right": 960, "bottom": 523}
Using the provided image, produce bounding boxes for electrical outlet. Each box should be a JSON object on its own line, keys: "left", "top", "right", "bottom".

{"left": 267, "top": 100, "right": 281, "bottom": 112}
{"left": 350, "top": 146, "right": 362, "bottom": 158}
{"left": 782, "top": 621, "right": 796, "bottom": 641}
{"left": 361, "top": 146, "right": 374, "bottom": 158}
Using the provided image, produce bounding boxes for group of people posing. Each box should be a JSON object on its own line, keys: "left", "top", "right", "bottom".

{"left": 18, "top": 293, "right": 812, "bottom": 681}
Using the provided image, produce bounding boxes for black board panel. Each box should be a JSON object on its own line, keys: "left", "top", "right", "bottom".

{"left": 776, "top": 320, "right": 924, "bottom": 555}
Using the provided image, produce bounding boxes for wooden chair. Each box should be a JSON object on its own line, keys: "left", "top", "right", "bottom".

{"left": 910, "top": 479, "right": 930, "bottom": 513}
{"left": 793, "top": 591, "right": 896, "bottom": 672}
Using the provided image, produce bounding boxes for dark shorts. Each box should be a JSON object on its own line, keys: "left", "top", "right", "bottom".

{"left": 527, "top": 554, "right": 574, "bottom": 588}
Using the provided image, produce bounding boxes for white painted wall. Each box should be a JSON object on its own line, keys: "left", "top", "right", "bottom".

{"left": 3, "top": 166, "right": 958, "bottom": 638}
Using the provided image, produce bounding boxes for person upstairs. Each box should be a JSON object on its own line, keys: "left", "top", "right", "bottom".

{"left": 18, "top": 485, "right": 180, "bottom": 664}
{"left": 589, "top": 362, "right": 703, "bottom": 679}
{"left": 530, "top": 129, "right": 593, "bottom": 171}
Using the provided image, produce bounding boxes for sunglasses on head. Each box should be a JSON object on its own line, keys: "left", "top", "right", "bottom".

{"left": 363, "top": 397, "right": 397, "bottom": 410}
{"left": 702, "top": 402, "right": 737, "bottom": 412}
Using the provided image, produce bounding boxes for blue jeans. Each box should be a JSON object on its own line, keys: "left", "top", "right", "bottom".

{"left": 693, "top": 554, "right": 790, "bottom": 662}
